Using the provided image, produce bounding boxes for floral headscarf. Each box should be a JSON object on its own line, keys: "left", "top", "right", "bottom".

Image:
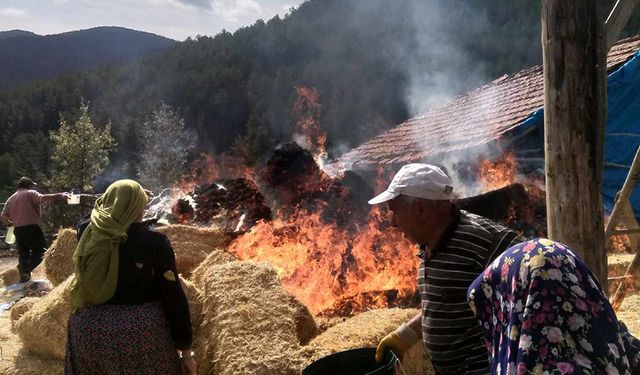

{"left": 467, "top": 238, "right": 640, "bottom": 375}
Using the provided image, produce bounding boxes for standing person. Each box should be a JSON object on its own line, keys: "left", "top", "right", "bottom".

{"left": 65, "top": 179, "right": 196, "bottom": 375}
{"left": 467, "top": 238, "right": 640, "bottom": 374}
{"left": 0, "top": 176, "right": 68, "bottom": 282}
{"left": 369, "top": 164, "right": 522, "bottom": 374}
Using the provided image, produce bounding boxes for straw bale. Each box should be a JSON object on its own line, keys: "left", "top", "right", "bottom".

{"left": 155, "top": 225, "right": 231, "bottom": 276}
{"left": 14, "top": 278, "right": 72, "bottom": 360}
{"left": 10, "top": 297, "right": 40, "bottom": 325}
{"left": 1, "top": 267, "right": 19, "bottom": 286}
{"left": 189, "top": 248, "right": 237, "bottom": 286}
{"left": 180, "top": 276, "right": 204, "bottom": 335}
{"left": 193, "top": 260, "right": 318, "bottom": 375}
{"left": 43, "top": 228, "right": 77, "bottom": 286}
{"left": 0, "top": 311, "right": 64, "bottom": 375}
{"left": 12, "top": 275, "right": 204, "bottom": 362}
{"left": 297, "top": 308, "right": 434, "bottom": 375}
{"left": 156, "top": 224, "right": 229, "bottom": 248}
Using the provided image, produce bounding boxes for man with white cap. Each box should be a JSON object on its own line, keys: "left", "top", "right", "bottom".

{"left": 369, "top": 164, "right": 521, "bottom": 374}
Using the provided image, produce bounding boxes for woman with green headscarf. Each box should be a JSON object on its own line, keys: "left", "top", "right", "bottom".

{"left": 65, "top": 180, "right": 196, "bottom": 375}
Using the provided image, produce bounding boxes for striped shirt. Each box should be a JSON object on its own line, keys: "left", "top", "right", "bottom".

{"left": 417, "top": 207, "right": 521, "bottom": 375}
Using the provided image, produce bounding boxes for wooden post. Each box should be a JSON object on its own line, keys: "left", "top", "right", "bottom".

{"left": 542, "top": 0, "right": 608, "bottom": 290}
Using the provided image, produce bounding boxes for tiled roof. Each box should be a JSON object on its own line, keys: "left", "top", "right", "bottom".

{"left": 339, "top": 36, "right": 640, "bottom": 169}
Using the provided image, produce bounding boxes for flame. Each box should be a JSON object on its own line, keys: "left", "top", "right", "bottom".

{"left": 293, "top": 86, "right": 328, "bottom": 168}
{"left": 227, "top": 205, "right": 418, "bottom": 315}
{"left": 477, "top": 151, "right": 517, "bottom": 192}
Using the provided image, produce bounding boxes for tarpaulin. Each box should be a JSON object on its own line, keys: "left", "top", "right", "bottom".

{"left": 517, "top": 51, "right": 640, "bottom": 220}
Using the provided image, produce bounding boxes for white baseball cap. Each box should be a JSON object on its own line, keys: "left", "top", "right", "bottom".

{"left": 368, "top": 163, "right": 454, "bottom": 204}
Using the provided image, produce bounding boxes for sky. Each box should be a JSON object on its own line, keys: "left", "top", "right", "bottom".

{"left": 0, "top": 0, "right": 305, "bottom": 40}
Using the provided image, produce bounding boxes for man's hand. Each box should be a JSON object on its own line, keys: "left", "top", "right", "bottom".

{"left": 375, "top": 323, "right": 419, "bottom": 362}
{"left": 182, "top": 357, "right": 197, "bottom": 375}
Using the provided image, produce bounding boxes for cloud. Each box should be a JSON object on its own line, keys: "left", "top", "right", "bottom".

{"left": 212, "top": 0, "right": 261, "bottom": 22}
{"left": 175, "top": 0, "right": 212, "bottom": 9}
{"left": 0, "top": 7, "right": 26, "bottom": 16}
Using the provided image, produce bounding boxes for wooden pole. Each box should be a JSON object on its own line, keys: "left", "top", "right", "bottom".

{"left": 542, "top": 0, "right": 608, "bottom": 290}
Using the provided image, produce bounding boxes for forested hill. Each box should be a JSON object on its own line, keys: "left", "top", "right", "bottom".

{"left": 0, "top": 0, "right": 638, "bottom": 194}
{"left": 0, "top": 27, "right": 176, "bottom": 90}
{"left": 0, "top": 30, "right": 37, "bottom": 40}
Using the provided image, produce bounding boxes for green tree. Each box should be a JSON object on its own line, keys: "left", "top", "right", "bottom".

{"left": 137, "top": 103, "right": 193, "bottom": 190}
{"left": 49, "top": 102, "right": 117, "bottom": 191}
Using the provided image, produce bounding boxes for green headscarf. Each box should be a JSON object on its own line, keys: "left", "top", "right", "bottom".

{"left": 69, "top": 179, "right": 149, "bottom": 311}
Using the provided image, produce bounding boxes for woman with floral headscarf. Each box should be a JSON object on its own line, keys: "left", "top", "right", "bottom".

{"left": 65, "top": 180, "right": 196, "bottom": 375}
{"left": 468, "top": 238, "right": 640, "bottom": 375}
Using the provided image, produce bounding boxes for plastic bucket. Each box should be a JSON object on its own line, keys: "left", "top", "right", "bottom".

{"left": 302, "top": 348, "right": 401, "bottom": 375}
{"left": 5, "top": 226, "right": 15, "bottom": 244}
{"left": 67, "top": 194, "right": 80, "bottom": 205}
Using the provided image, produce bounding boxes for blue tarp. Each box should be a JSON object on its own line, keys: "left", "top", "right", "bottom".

{"left": 518, "top": 51, "right": 640, "bottom": 220}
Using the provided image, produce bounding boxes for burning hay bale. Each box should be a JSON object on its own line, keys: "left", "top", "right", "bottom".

{"left": 43, "top": 228, "right": 78, "bottom": 286}
{"left": 10, "top": 297, "right": 40, "bottom": 326}
{"left": 13, "top": 278, "right": 72, "bottom": 359}
{"left": 193, "top": 260, "right": 318, "bottom": 375}
{"left": 259, "top": 142, "right": 374, "bottom": 230}
{"left": 1, "top": 267, "right": 19, "bottom": 286}
{"left": 297, "top": 308, "right": 434, "bottom": 375}
{"left": 155, "top": 224, "right": 231, "bottom": 276}
{"left": 260, "top": 142, "right": 328, "bottom": 205}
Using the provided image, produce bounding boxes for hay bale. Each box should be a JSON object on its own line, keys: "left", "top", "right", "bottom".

{"left": 10, "top": 297, "right": 40, "bottom": 325}
{"left": 14, "top": 278, "right": 72, "bottom": 359}
{"left": 43, "top": 228, "right": 78, "bottom": 286}
{"left": 190, "top": 248, "right": 237, "bottom": 286}
{"left": 1, "top": 267, "right": 19, "bottom": 286}
{"left": 193, "top": 260, "right": 318, "bottom": 375}
{"left": 297, "top": 308, "right": 434, "bottom": 375}
{"left": 13, "top": 276, "right": 204, "bottom": 361}
{"left": 156, "top": 225, "right": 231, "bottom": 276}
{"left": 156, "top": 224, "right": 229, "bottom": 248}
{"left": 170, "top": 240, "right": 220, "bottom": 276}
{"left": 180, "top": 276, "right": 204, "bottom": 336}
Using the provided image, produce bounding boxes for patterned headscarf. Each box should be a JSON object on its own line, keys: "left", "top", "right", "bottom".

{"left": 468, "top": 238, "right": 640, "bottom": 374}
{"left": 69, "top": 179, "right": 148, "bottom": 311}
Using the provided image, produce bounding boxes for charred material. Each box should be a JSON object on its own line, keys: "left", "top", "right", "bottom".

{"left": 319, "top": 289, "right": 420, "bottom": 317}
{"left": 174, "top": 178, "right": 272, "bottom": 232}
{"left": 457, "top": 183, "right": 546, "bottom": 238}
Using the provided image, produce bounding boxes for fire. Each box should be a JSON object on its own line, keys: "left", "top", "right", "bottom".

{"left": 293, "top": 86, "right": 328, "bottom": 168}
{"left": 477, "top": 151, "right": 517, "bottom": 192}
{"left": 227, "top": 205, "right": 419, "bottom": 315}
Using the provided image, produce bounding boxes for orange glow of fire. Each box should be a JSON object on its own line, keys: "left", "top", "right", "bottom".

{"left": 293, "top": 86, "right": 328, "bottom": 168}
{"left": 176, "top": 153, "right": 256, "bottom": 193}
{"left": 227, "top": 205, "right": 418, "bottom": 315}
{"left": 478, "top": 151, "right": 517, "bottom": 192}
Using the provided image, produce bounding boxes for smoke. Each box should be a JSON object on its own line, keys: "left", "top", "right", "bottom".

{"left": 399, "top": 0, "right": 492, "bottom": 115}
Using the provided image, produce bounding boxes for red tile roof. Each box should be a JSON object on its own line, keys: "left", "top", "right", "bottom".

{"left": 339, "top": 36, "right": 640, "bottom": 169}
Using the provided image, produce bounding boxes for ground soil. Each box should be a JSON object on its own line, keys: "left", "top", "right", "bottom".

{"left": 0, "top": 253, "right": 638, "bottom": 374}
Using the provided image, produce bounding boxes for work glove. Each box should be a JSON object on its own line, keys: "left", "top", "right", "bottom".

{"left": 375, "top": 323, "right": 420, "bottom": 362}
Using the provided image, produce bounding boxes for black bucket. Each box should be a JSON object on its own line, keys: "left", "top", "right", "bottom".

{"left": 302, "top": 347, "right": 400, "bottom": 375}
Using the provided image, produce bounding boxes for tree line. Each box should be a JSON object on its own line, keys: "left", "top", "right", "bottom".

{"left": 0, "top": 0, "right": 637, "bottom": 200}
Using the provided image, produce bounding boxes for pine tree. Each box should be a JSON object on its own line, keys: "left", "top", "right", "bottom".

{"left": 49, "top": 101, "right": 117, "bottom": 191}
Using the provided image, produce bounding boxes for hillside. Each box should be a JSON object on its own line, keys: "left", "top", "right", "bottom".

{"left": 0, "top": 30, "right": 37, "bottom": 40}
{"left": 0, "top": 26, "right": 176, "bottom": 90}
{"left": 0, "top": 0, "right": 638, "bottom": 195}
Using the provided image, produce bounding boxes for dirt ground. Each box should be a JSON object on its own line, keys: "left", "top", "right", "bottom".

{"left": 0, "top": 253, "right": 639, "bottom": 374}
